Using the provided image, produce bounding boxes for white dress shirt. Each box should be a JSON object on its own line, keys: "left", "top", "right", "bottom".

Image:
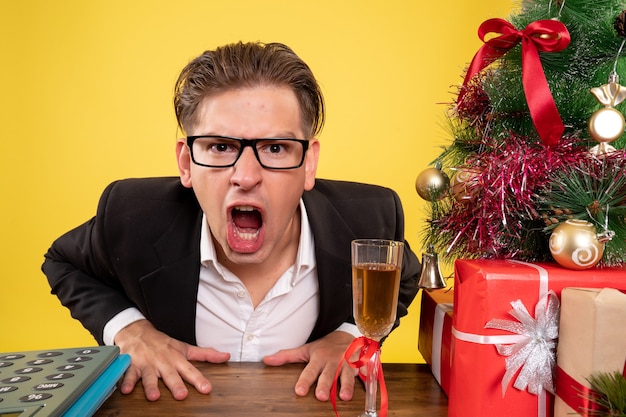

{"left": 103, "top": 200, "right": 360, "bottom": 358}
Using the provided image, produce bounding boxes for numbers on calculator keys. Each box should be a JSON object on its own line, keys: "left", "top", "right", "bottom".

{"left": 34, "top": 382, "right": 64, "bottom": 390}
{"left": 37, "top": 351, "right": 63, "bottom": 358}
{"left": 15, "top": 367, "right": 43, "bottom": 374}
{"left": 19, "top": 392, "right": 53, "bottom": 402}
{"left": 0, "top": 354, "right": 25, "bottom": 360}
{"left": 76, "top": 349, "right": 100, "bottom": 355}
{"left": 57, "top": 364, "right": 83, "bottom": 371}
{"left": 45, "top": 373, "right": 74, "bottom": 380}
{"left": 27, "top": 358, "right": 54, "bottom": 366}
{"left": 1, "top": 376, "right": 31, "bottom": 384}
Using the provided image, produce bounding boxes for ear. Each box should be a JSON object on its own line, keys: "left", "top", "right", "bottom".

{"left": 303, "top": 139, "right": 320, "bottom": 191}
{"left": 176, "top": 138, "right": 193, "bottom": 188}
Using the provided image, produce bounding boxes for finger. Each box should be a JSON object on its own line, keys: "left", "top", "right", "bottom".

{"left": 176, "top": 356, "right": 213, "bottom": 395}
{"left": 120, "top": 366, "right": 140, "bottom": 395}
{"left": 314, "top": 362, "right": 342, "bottom": 402}
{"left": 187, "top": 346, "right": 231, "bottom": 364}
{"left": 158, "top": 366, "right": 190, "bottom": 401}
{"left": 338, "top": 365, "right": 356, "bottom": 401}
{"left": 293, "top": 359, "right": 323, "bottom": 397}
{"left": 263, "top": 347, "right": 307, "bottom": 366}
{"left": 139, "top": 366, "right": 162, "bottom": 402}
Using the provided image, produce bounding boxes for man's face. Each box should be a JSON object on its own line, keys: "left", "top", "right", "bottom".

{"left": 176, "top": 86, "right": 319, "bottom": 267}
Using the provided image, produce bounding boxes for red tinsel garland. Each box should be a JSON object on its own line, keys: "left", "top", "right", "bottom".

{"left": 432, "top": 135, "right": 588, "bottom": 259}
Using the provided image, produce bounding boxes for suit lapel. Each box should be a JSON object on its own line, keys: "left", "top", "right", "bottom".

{"left": 138, "top": 201, "right": 203, "bottom": 345}
{"left": 303, "top": 185, "right": 357, "bottom": 341}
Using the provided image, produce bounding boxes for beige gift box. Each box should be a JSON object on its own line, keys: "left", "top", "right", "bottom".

{"left": 554, "top": 287, "right": 626, "bottom": 417}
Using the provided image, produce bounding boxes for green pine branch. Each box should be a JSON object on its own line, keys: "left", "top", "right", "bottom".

{"left": 585, "top": 371, "right": 626, "bottom": 417}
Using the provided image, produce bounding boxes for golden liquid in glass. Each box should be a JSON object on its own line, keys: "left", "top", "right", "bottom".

{"left": 352, "top": 262, "right": 401, "bottom": 340}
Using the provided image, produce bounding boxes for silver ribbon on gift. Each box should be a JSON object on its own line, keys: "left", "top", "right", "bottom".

{"left": 485, "top": 290, "right": 560, "bottom": 396}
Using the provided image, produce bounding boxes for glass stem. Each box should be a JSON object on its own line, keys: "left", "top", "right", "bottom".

{"left": 363, "top": 348, "right": 379, "bottom": 417}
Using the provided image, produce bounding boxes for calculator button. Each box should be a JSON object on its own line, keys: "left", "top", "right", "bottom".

{"left": 0, "top": 354, "right": 25, "bottom": 360}
{"left": 76, "top": 349, "right": 100, "bottom": 355}
{"left": 56, "top": 364, "right": 83, "bottom": 371}
{"left": 15, "top": 367, "right": 43, "bottom": 374}
{"left": 67, "top": 356, "right": 93, "bottom": 363}
{"left": 19, "top": 392, "right": 53, "bottom": 402}
{"left": 0, "top": 385, "right": 18, "bottom": 393}
{"left": 34, "top": 382, "right": 64, "bottom": 390}
{"left": 45, "top": 373, "right": 74, "bottom": 380}
{"left": 0, "top": 362, "right": 13, "bottom": 368}
{"left": 1, "top": 376, "right": 31, "bottom": 384}
{"left": 37, "top": 351, "right": 63, "bottom": 358}
{"left": 27, "top": 359, "right": 53, "bottom": 366}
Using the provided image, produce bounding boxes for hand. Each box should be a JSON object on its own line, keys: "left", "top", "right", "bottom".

{"left": 114, "top": 319, "right": 230, "bottom": 401}
{"left": 262, "top": 331, "right": 356, "bottom": 402}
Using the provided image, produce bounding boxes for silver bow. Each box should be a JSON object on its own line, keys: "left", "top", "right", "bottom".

{"left": 485, "top": 290, "right": 560, "bottom": 396}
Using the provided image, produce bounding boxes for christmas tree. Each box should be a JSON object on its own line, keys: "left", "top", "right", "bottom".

{"left": 418, "top": 0, "right": 626, "bottom": 269}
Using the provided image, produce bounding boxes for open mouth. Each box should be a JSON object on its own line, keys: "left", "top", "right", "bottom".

{"left": 231, "top": 205, "right": 263, "bottom": 241}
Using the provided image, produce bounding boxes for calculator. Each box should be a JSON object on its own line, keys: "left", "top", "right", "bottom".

{"left": 0, "top": 346, "right": 130, "bottom": 417}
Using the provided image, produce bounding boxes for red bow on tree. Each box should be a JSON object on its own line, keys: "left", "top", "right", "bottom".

{"left": 458, "top": 18, "right": 571, "bottom": 146}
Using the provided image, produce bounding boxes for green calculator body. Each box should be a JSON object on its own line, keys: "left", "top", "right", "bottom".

{"left": 0, "top": 346, "right": 130, "bottom": 417}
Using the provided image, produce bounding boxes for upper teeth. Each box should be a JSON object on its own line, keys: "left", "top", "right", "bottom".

{"left": 235, "top": 206, "right": 255, "bottom": 211}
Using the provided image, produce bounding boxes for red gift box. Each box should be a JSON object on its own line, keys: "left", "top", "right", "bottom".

{"left": 418, "top": 289, "right": 454, "bottom": 395}
{"left": 448, "top": 259, "right": 626, "bottom": 417}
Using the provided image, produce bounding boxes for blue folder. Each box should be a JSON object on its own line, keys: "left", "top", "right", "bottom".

{"left": 61, "top": 353, "right": 131, "bottom": 417}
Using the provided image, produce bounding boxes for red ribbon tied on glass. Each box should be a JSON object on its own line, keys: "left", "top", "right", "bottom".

{"left": 330, "top": 337, "right": 388, "bottom": 417}
{"left": 459, "top": 18, "right": 571, "bottom": 146}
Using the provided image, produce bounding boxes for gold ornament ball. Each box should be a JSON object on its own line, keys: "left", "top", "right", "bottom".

{"left": 415, "top": 168, "right": 450, "bottom": 201}
{"left": 549, "top": 219, "right": 604, "bottom": 270}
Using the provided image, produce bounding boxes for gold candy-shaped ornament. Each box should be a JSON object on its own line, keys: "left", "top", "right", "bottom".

{"left": 588, "top": 71, "right": 626, "bottom": 155}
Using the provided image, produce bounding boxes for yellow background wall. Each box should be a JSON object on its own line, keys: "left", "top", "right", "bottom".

{"left": 0, "top": 1, "right": 513, "bottom": 363}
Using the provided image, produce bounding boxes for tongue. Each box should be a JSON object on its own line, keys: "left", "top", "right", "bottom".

{"left": 233, "top": 210, "right": 262, "bottom": 229}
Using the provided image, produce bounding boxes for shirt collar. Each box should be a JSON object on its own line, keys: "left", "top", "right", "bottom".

{"left": 200, "top": 199, "right": 316, "bottom": 278}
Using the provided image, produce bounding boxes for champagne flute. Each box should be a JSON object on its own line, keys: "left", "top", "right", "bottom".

{"left": 351, "top": 239, "right": 403, "bottom": 417}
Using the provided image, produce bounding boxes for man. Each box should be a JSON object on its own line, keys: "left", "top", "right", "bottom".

{"left": 42, "top": 41, "right": 420, "bottom": 403}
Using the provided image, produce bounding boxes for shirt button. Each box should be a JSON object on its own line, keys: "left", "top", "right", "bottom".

{"left": 247, "top": 334, "right": 254, "bottom": 341}
{"left": 236, "top": 289, "right": 246, "bottom": 298}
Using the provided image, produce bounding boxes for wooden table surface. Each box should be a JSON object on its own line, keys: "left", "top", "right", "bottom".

{"left": 94, "top": 362, "right": 448, "bottom": 416}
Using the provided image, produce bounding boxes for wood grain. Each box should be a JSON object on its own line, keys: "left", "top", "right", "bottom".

{"left": 94, "top": 362, "right": 447, "bottom": 416}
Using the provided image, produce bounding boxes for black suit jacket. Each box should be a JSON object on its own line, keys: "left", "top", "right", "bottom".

{"left": 43, "top": 177, "right": 420, "bottom": 345}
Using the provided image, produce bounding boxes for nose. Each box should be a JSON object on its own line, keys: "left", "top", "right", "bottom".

{"left": 230, "top": 147, "right": 263, "bottom": 190}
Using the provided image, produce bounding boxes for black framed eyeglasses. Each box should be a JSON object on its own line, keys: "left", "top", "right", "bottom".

{"left": 186, "top": 135, "right": 310, "bottom": 169}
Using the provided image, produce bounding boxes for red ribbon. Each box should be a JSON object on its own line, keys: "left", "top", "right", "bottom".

{"left": 459, "top": 18, "right": 571, "bottom": 146}
{"left": 330, "top": 336, "right": 388, "bottom": 417}
{"left": 555, "top": 366, "right": 605, "bottom": 416}
{"left": 556, "top": 363, "right": 626, "bottom": 416}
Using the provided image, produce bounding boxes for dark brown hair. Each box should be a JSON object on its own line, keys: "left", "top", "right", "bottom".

{"left": 174, "top": 42, "right": 325, "bottom": 138}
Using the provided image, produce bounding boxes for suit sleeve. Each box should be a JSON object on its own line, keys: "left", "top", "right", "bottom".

{"left": 390, "top": 188, "right": 421, "bottom": 328}
{"left": 42, "top": 181, "right": 137, "bottom": 345}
